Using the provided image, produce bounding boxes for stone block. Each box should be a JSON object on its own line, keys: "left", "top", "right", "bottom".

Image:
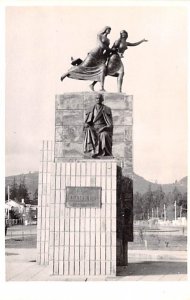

{"left": 123, "top": 112, "right": 133, "bottom": 125}
{"left": 124, "top": 126, "right": 132, "bottom": 142}
{"left": 84, "top": 92, "right": 98, "bottom": 108}
{"left": 112, "top": 110, "right": 124, "bottom": 125}
{"left": 124, "top": 139, "right": 133, "bottom": 152}
{"left": 104, "top": 98, "right": 126, "bottom": 110}
{"left": 55, "top": 93, "right": 84, "bottom": 110}
{"left": 55, "top": 110, "right": 84, "bottom": 126}
{"left": 112, "top": 110, "right": 132, "bottom": 126}
{"left": 112, "top": 143, "right": 125, "bottom": 158}
{"left": 103, "top": 92, "right": 124, "bottom": 101}
{"left": 112, "top": 126, "right": 125, "bottom": 143}
{"left": 124, "top": 95, "right": 133, "bottom": 111}
{"left": 55, "top": 126, "right": 83, "bottom": 143}
{"left": 54, "top": 92, "right": 133, "bottom": 162}
{"left": 55, "top": 142, "right": 83, "bottom": 158}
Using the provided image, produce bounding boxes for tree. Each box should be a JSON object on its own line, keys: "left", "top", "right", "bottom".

{"left": 17, "top": 177, "right": 30, "bottom": 202}
{"left": 142, "top": 184, "right": 153, "bottom": 218}
{"left": 33, "top": 188, "right": 38, "bottom": 201}
{"left": 133, "top": 192, "right": 143, "bottom": 220}
{"left": 5, "top": 187, "right": 8, "bottom": 201}
{"left": 172, "top": 187, "right": 182, "bottom": 206}
{"left": 152, "top": 185, "right": 165, "bottom": 217}
{"left": 180, "top": 192, "right": 187, "bottom": 217}
{"left": 9, "top": 177, "right": 18, "bottom": 200}
{"left": 165, "top": 187, "right": 182, "bottom": 220}
{"left": 172, "top": 187, "right": 182, "bottom": 218}
{"left": 9, "top": 207, "right": 21, "bottom": 219}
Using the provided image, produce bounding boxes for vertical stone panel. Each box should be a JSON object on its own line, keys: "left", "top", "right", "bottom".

{"left": 47, "top": 160, "right": 117, "bottom": 277}
{"left": 37, "top": 141, "right": 53, "bottom": 265}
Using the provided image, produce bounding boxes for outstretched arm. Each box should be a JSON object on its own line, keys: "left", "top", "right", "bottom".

{"left": 127, "top": 38, "right": 148, "bottom": 47}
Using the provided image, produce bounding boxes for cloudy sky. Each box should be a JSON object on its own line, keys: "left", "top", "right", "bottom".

{"left": 5, "top": 5, "right": 188, "bottom": 183}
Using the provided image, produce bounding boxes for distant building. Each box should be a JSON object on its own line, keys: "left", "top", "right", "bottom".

{"left": 5, "top": 199, "right": 38, "bottom": 224}
{"left": 5, "top": 199, "right": 25, "bottom": 217}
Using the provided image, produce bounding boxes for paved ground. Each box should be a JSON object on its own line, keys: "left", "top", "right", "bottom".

{"left": 5, "top": 247, "right": 187, "bottom": 281}
{"left": 5, "top": 224, "right": 188, "bottom": 281}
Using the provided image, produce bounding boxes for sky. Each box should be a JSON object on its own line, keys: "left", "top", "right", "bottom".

{"left": 5, "top": 5, "right": 188, "bottom": 183}
{"left": 1, "top": 2, "right": 190, "bottom": 300}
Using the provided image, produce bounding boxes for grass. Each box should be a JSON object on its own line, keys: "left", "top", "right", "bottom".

{"left": 129, "top": 233, "right": 187, "bottom": 251}
{"left": 5, "top": 224, "right": 187, "bottom": 251}
{"left": 5, "top": 224, "right": 37, "bottom": 249}
{"left": 129, "top": 223, "right": 187, "bottom": 251}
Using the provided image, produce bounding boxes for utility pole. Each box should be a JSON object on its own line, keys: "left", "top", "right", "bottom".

{"left": 180, "top": 206, "right": 182, "bottom": 219}
{"left": 174, "top": 201, "right": 177, "bottom": 221}
{"left": 164, "top": 204, "right": 166, "bottom": 221}
{"left": 7, "top": 185, "right": 10, "bottom": 219}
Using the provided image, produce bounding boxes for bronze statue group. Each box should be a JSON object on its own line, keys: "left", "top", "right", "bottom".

{"left": 60, "top": 26, "right": 147, "bottom": 158}
{"left": 61, "top": 26, "right": 148, "bottom": 93}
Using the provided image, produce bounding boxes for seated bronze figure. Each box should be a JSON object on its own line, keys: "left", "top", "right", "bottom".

{"left": 83, "top": 93, "right": 113, "bottom": 158}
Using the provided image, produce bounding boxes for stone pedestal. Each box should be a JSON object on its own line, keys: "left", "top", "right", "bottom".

{"left": 55, "top": 92, "right": 133, "bottom": 174}
{"left": 37, "top": 92, "right": 133, "bottom": 276}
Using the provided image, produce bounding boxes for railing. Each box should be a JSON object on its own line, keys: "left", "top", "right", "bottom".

{"left": 6, "top": 219, "right": 23, "bottom": 226}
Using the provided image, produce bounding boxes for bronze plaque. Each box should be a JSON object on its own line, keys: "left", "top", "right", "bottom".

{"left": 66, "top": 187, "right": 102, "bottom": 208}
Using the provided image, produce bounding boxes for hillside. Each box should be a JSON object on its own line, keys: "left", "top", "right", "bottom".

{"left": 133, "top": 174, "right": 187, "bottom": 194}
{"left": 5, "top": 171, "right": 187, "bottom": 200}
{"left": 5, "top": 172, "right": 39, "bottom": 200}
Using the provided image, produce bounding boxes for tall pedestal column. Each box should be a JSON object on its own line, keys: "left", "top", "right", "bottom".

{"left": 37, "top": 92, "right": 133, "bottom": 276}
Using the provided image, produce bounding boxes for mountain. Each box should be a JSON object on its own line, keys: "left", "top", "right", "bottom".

{"left": 5, "top": 171, "right": 187, "bottom": 200}
{"left": 5, "top": 172, "right": 38, "bottom": 200}
{"left": 133, "top": 173, "right": 187, "bottom": 194}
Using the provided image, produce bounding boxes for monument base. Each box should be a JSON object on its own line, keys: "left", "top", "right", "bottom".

{"left": 37, "top": 141, "right": 117, "bottom": 276}
{"left": 37, "top": 92, "right": 133, "bottom": 277}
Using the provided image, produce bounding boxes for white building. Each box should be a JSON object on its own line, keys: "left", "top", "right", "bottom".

{"left": 5, "top": 199, "right": 25, "bottom": 218}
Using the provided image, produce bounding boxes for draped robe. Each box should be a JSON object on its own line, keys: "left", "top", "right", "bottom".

{"left": 84, "top": 104, "right": 113, "bottom": 157}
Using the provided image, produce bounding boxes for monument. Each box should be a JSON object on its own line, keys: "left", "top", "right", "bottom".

{"left": 37, "top": 26, "right": 147, "bottom": 278}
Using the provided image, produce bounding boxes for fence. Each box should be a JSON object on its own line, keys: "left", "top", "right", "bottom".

{"left": 6, "top": 219, "right": 23, "bottom": 226}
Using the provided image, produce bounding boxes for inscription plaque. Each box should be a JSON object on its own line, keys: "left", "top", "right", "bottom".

{"left": 66, "top": 187, "right": 102, "bottom": 208}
